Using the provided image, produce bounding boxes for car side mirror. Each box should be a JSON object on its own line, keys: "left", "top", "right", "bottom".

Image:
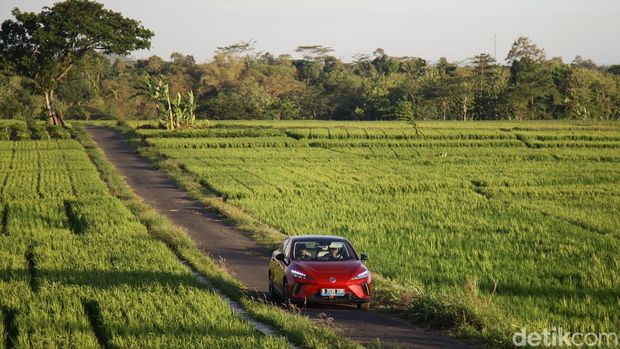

{"left": 360, "top": 253, "right": 368, "bottom": 262}
{"left": 275, "top": 253, "right": 286, "bottom": 262}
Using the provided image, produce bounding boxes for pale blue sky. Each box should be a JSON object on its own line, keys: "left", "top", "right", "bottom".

{"left": 2, "top": 0, "right": 619, "bottom": 64}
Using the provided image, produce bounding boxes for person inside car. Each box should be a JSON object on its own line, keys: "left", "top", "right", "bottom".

{"left": 328, "top": 246, "right": 343, "bottom": 260}
{"left": 297, "top": 243, "right": 312, "bottom": 260}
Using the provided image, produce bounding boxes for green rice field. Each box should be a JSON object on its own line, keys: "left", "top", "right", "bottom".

{"left": 0, "top": 137, "right": 286, "bottom": 348}
{"left": 137, "top": 120, "right": 620, "bottom": 336}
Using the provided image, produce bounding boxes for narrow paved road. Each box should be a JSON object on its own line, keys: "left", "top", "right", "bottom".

{"left": 85, "top": 126, "right": 470, "bottom": 349}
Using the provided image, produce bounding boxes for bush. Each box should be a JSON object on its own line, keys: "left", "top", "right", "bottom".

{"left": 10, "top": 123, "right": 29, "bottom": 140}
{"left": 27, "top": 121, "right": 50, "bottom": 140}
{"left": 47, "top": 125, "right": 72, "bottom": 139}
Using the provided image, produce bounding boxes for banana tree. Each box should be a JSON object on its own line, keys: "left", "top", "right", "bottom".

{"left": 185, "top": 90, "right": 197, "bottom": 125}
{"left": 140, "top": 72, "right": 193, "bottom": 130}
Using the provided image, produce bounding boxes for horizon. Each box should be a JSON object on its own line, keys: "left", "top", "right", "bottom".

{"left": 1, "top": 0, "right": 619, "bottom": 65}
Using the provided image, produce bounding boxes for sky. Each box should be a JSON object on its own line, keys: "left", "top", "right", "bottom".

{"left": 1, "top": 0, "right": 619, "bottom": 65}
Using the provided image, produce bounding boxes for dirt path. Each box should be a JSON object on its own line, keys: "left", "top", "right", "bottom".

{"left": 85, "top": 126, "right": 470, "bottom": 349}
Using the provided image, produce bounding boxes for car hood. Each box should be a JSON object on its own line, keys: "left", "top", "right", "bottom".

{"left": 292, "top": 260, "right": 364, "bottom": 280}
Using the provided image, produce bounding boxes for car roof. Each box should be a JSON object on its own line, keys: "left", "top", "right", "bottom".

{"left": 290, "top": 235, "right": 349, "bottom": 241}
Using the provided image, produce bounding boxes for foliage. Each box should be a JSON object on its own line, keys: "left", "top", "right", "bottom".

{"left": 0, "top": 73, "right": 44, "bottom": 120}
{"left": 139, "top": 72, "right": 197, "bottom": 129}
{"left": 504, "top": 58, "right": 557, "bottom": 120}
{"left": 46, "top": 124, "right": 72, "bottom": 139}
{"left": 9, "top": 123, "right": 29, "bottom": 140}
{"left": 2, "top": 28, "right": 619, "bottom": 122}
{"left": 505, "top": 36, "right": 546, "bottom": 64}
{"left": 26, "top": 120, "right": 50, "bottom": 140}
{"left": 0, "top": 0, "right": 153, "bottom": 125}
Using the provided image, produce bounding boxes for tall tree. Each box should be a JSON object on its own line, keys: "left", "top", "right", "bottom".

{"left": 505, "top": 37, "right": 545, "bottom": 64}
{"left": 294, "top": 45, "right": 333, "bottom": 61}
{"left": 471, "top": 53, "right": 506, "bottom": 119}
{"left": 503, "top": 37, "right": 555, "bottom": 120}
{"left": 571, "top": 55, "right": 597, "bottom": 69}
{"left": 0, "top": 0, "right": 153, "bottom": 125}
{"left": 471, "top": 53, "right": 496, "bottom": 89}
{"left": 216, "top": 40, "right": 257, "bottom": 56}
{"left": 504, "top": 58, "right": 556, "bottom": 120}
{"left": 452, "top": 68, "right": 475, "bottom": 120}
{"left": 371, "top": 48, "right": 400, "bottom": 75}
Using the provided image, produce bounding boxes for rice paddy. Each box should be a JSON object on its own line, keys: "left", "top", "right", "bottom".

{"left": 0, "top": 138, "right": 286, "bottom": 348}
{"left": 139, "top": 120, "right": 620, "bottom": 336}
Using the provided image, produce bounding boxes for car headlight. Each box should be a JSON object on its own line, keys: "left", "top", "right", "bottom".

{"left": 291, "top": 269, "right": 310, "bottom": 279}
{"left": 352, "top": 270, "right": 369, "bottom": 280}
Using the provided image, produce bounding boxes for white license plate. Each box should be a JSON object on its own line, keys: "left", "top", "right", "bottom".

{"left": 321, "top": 288, "right": 345, "bottom": 296}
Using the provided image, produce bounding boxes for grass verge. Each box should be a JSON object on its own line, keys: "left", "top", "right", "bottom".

{"left": 72, "top": 125, "right": 363, "bottom": 349}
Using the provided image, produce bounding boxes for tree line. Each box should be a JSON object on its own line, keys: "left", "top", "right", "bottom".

{"left": 1, "top": 3, "right": 619, "bottom": 123}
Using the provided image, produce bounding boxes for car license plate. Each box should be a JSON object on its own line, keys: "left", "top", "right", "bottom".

{"left": 321, "top": 288, "right": 345, "bottom": 296}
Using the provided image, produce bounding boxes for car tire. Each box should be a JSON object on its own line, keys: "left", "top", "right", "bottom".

{"left": 282, "top": 279, "right": 290, "bottom": 306}
{"left": 268, "top": 273, "right": 275, "bottom": 301}
{"left": 357, "top": 302, "right": 370, "bottom": 310}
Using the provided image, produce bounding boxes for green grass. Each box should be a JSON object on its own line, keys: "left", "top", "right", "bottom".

{"left": 0, "top": 139, "right": 289, "bottom": 348}
{"left": 128, "top": 119, "right": 620, "bottom": 346}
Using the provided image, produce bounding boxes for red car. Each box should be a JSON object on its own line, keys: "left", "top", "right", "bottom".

{"left": 268, "top": 235, "right": 371, "bottom": 309}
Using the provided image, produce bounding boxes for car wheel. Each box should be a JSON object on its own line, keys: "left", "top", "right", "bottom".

{"left": 268, "top": 272, "right": 275, "bottom": 301}
{"left": 357, "top": 302, "right": 370, "bottom": 310}
{"left": 282, "top": 279, "right": 290, "bottom": 306}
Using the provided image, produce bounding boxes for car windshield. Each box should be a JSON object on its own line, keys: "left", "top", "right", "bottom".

{"left": 292, "top": 239, "right": 356, "bottom": 261}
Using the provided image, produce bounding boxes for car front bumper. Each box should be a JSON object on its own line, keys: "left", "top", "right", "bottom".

{"left": 288, "top": 280, "right": 371, "bottom": 304}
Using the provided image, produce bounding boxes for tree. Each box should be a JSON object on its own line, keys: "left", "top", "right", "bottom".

{"left": 560, "top": 67, "right": 618, "bottom": 119}
{"left": 571, "top": 55, "right": 597, "bottom": 69}
{"left": 294, "top": 45, "right": 333, "bottom": 61}
{"left": 505, "top": 37, "right": 545, "bottom": 64}
{"left": 504, "top": 58, "right": 556, "bottom": 120}
{"left": 371, "top": 48, "right": 400, "bottom": 75}
{"left": 398, "top": 57, "right": 428, "bottom": 77}
{"left": 216, "top": 40, "right": 257, "bottom": 56}
{"left": 452, "top": 68, "right": 475, "bottom": 120}
{"left": 0, "top": 72, "right": 44, "bottom": 119}
{"left": 503, "top": 38, "right": 556, "bottom": 120}
{"left": 198, "top": 53, "right": 245, "bottom": 96}
{"left": 471, "top": 53, "right": 495, "bottom": 88}
{"left": 137, "top": 55, "right": 166, "bottom": 75}
{"left": 56, "top": 70, "right": 97, "bottom": 118}
{"left": 139, "top": 72, "right": 197, "bottom": 129}
{"left": 471, "top": 53, "right": 507, "bottom": 119}
{"left": 0, "top": 0, "right": 153, "bottom": 126}
{"left": 436, "top": 57, "right": 457, "bottom": 76}
{"left": 423, "top": 65, "right": 457, "bottom": 120}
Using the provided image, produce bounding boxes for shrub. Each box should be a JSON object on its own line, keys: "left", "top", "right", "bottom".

{"left": 47, "top": 125, "right": 72, "bottom": 139}
{"left": 27, "top": 121, "right": 50, "bottom": 140}
{"left": 10, "top": 123, "right": 29, "bottom": 140}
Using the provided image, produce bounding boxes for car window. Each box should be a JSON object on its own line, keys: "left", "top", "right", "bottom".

{"left": 283, "top": 239, "right": 292, "bottom": 258}
{"left": 279, "top": 238, "right": 288, "bottom": 254}
{"left": 292, "top": 239, "right": 356, "bottom": 261}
